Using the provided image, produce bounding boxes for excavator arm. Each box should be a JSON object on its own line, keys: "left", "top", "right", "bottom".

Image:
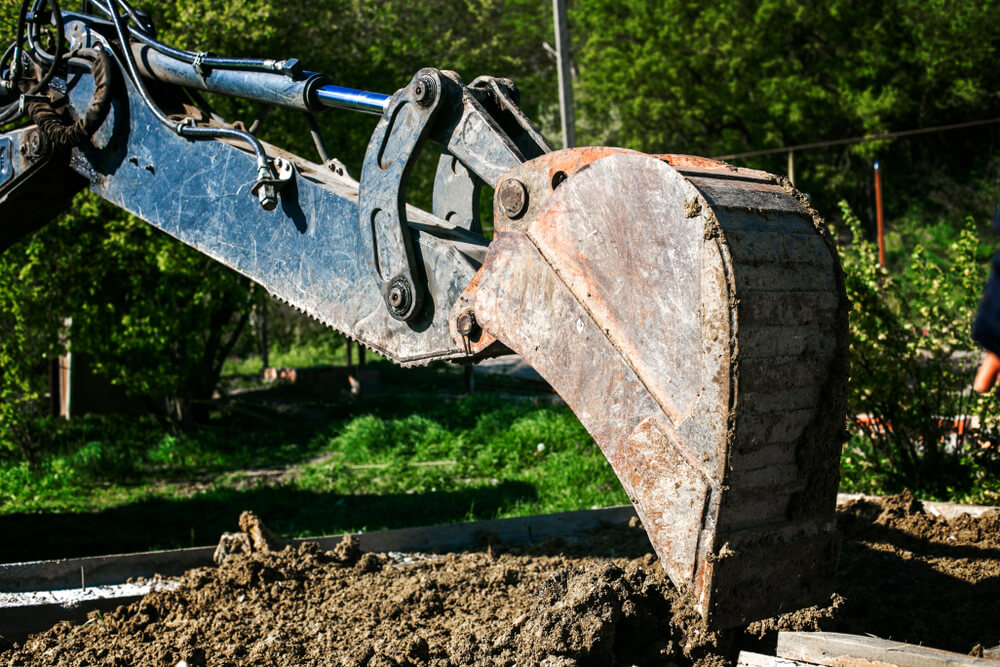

{"left": 0, "top": 1, "right": 848, "bottom": 627}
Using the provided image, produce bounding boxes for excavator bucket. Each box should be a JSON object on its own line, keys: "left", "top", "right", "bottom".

{"left": 458, "top": 148, "right": 848, "bottom": 628}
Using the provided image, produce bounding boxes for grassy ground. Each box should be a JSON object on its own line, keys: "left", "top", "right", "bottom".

{"left": 222, "top": 341, "right": 368, "bottom": 376}
{"left": 4, "top": 355, "right": 999, "bottom": 563}
{"left": 0, "top": 363, "right": 627, "bottom": 562}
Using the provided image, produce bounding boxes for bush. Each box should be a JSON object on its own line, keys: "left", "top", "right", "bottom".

{"left": 839, "top": 201, "right": 1000, "bottom": 500}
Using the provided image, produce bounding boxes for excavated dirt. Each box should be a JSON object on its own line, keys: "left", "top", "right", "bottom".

{"left": 2, "top": 492, "right": 1000, "bottom": 666}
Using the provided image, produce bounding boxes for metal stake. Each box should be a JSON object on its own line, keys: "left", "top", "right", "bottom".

{"left": 553, "top": 0, "right": 575, "bottom": 149}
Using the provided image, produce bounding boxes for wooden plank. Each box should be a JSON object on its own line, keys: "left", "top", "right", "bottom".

{"left": 316, "top": 505, "right": 638, "bottom": 556}
{"left": 0, "top": 505, "right": 638, "bottom": 593}
{"left": 0, "top": 545, "right": 217, "bottom": 594}
{"left": 835, "top": 494, "right": 997, "bottom": 520}
{"left": 0, "top": 592, "right": 144, "bottom": 642}
{"left": 739, "top": 650, "right": 817, "bottom": 667}
{"left": 777, "top": 632, "right": 993, "bottom": 667}
{"left": 0, "top": 581, "right": 178, "bottom": 639}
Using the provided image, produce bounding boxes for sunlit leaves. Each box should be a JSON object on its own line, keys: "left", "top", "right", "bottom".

{"left": 838, "top": 201, "right": 1000, "bottom": 500}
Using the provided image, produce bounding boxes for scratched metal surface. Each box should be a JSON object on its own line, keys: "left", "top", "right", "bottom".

{"left": 63, "top": 61, "right": 487, "bottom": 366}
{"left": 475, "top": 149, "right": 848, "bottom": 628}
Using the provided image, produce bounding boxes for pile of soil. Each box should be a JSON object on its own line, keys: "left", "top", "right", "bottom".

{"left": 2, "top": 492, "right": 999, "bottom": 666}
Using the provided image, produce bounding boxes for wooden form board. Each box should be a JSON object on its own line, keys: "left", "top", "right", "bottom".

{"left": 774, "top": 632, "right": 999, "bottom": 667}
{"left": 0, "top": 505, "right": 638, "bottom": 641}
{"left": 739, "top": 650, "right": 814, "bottom": 667}
{"left": 0, "top": 505, "right": 638, "bottom": 593}
{"left": 835, "top": 494, "right": 997, "bottom": 520}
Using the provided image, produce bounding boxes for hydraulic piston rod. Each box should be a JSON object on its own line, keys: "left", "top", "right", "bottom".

{"left": 130, "top": 43, "right": 389, "bottom": 116}
{"left": 314, "top": 84, "right": 389, "bottom": 115}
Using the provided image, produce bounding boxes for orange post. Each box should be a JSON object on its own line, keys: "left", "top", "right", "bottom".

{"left": 874, "top": 160, "right": 886, "bottom": 267}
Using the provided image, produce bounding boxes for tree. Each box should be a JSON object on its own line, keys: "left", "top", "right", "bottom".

{"left": 570, "top": 0, "right": 1000, "bottom": 219}
{"left": 3, "top": 195, "right": 255, "bottom": 427}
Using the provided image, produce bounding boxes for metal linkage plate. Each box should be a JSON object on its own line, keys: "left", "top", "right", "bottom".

{"left": 62, "top": 58, "right": 487, "bottom": 365}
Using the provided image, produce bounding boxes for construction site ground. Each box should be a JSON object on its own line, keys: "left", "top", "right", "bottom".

{"left": 2, "top": 491, "right": 998, "bottom": 666}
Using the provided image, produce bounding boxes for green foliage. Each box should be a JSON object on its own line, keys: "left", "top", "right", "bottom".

{"left": 838, "top": 201, "right": 1000, "bottom": 501}
{"left": 571, "top": 0, "right": 1000, "bottom": 217}
{"left": 0, "top": 193, "right": 254, "bottom": 429}
{"left": 0, "top": 254, "right": 45, "bottom": 460}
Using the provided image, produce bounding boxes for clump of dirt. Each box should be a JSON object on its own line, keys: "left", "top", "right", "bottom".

{"left": 3, "top": 492, "right": 1000, "bottom": 666}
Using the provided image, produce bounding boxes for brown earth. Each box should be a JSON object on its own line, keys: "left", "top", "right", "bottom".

{"left": 2, "top": 491, "right": 999, "bottom": 667}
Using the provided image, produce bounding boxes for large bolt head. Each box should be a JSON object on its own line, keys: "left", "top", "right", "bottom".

{"left": 413, "top": 75, "right": 437, "bottom": 108}
{"left": 386, "top": 277, "right": 413, "bottom": 319}
{"left": 499, "top": 178, "right": 528, "bottom": 219}
{"left": 456, "top": 309, "right": 477, "bottom": 336}
{"left": 25, "top": 130, "right": 46, "bottom": 162}
{"left": 258, "top": 184, "right": 278, "bottom": 211}
{"left": 388, "top": 286, "right": 404, "bottom": 308}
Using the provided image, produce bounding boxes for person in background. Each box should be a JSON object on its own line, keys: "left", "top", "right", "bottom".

{"left": 974, "top": 215, "right": 1000, "bottom": 392}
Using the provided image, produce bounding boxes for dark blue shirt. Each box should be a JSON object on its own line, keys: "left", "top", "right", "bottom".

{"left": 972, "top": 208, "right": 1000, "bottom": 354}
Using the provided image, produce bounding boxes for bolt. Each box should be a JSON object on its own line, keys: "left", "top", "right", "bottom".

{"left": 499, "top": 179, "right": 528, "bottom": 219}
{"left": 456, "top": 309, "right": 477, "bottom": 337}
{"left": 386, "top": 277, "right": 412, "bottom": 318}
{"left": 257, "top": 183, "right": 278, "bottom": 211}
{"left": 279, "top": 58, "right": 302, "bottom": 79}
{"left": 253, "top": 164, "right": 280, "bottom": 210}
{"left": 413, "top": 75, "right": 436, "bottom": 108}
{"left": 389, "top": 285, "right": 404, "bottom": 308}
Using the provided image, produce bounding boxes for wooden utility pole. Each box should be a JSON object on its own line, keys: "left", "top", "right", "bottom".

{"left": 874, "top": 160, "right": 886, "bottom": 267}
{"left": 553, "top": 0, "right": 575, "bottom": 149}
{"left": 257, "top": 301, "right": 269, "bottom": 370}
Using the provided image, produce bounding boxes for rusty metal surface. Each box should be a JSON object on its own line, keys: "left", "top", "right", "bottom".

{"left": 469, "top": 149, "right": 848, "bottom": 628}
{"left": 525, "top": 154, "right": 713, "bottom": 429}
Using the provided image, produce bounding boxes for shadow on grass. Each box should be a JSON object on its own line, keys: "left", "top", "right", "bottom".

{"left": 0, "top": 481, "right": 537, "bottom": 563}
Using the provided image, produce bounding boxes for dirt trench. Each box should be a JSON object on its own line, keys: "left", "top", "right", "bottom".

{"left": 2, "top": 492, "right": 999, "bottom": 667}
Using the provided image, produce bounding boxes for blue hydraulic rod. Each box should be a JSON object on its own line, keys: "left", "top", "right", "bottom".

{"left": 314, "top": 83, "right": 390, "bottom": 115}
{"left": 130, "top": 45, "right": 391, "bottom": 116}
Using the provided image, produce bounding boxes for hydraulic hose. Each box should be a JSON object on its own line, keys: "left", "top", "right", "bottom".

{"left": 102, "top": 0, "right": 271, "bottom": 176}
{"left": 0, "top": 0, "right": 66, "bottom": 125}
{"left": 87, "top": 0, "right": 298, "bottom": 75}
{"left": 25, "top": 46, "right": 112, "bottom": 148}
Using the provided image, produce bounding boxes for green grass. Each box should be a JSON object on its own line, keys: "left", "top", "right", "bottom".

{"left": 0, "top": 391, "right": 627, "bottom": 562}
{"left": 7, "top": 360, "right": 999, "bottom": 564}
{"left": 222, "top": 341, "right": 385, "bottom": 376}
{"left": 292, "top": 401, "right": 625, "bottom": 517}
